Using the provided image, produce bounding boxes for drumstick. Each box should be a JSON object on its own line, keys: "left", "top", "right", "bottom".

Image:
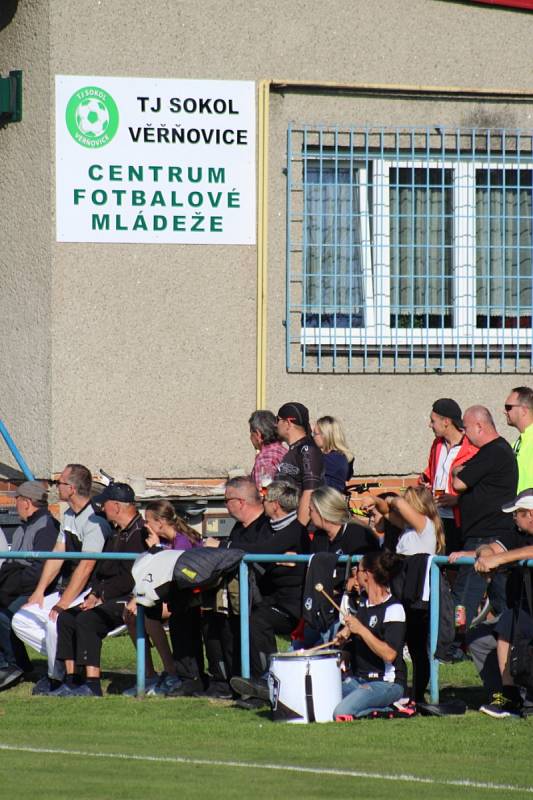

{"left": 314, "top": 582, "right": 342, "bottom": 613}
{"left": 304, "top": 639, "right": 337, "bottom": 655}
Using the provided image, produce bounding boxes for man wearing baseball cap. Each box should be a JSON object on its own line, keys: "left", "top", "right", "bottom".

{"left": 420, "top": 398, "right": 478, "bottom": 554}
{"left": 50, "top": 482, "right": 147, "bottom": 697}
{"left": 0, "top": 481, "right": 58, "bottom": 690}
{"left": 275, "top": 402, "right": 324, "bottom": 524}
{"left": 466, "top": 488, "right": 533, "bottom": 718}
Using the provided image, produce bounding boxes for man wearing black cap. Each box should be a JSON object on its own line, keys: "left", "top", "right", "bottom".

{"left": 12, "top": 464, "right": 112, "bottom": 694}
{"left": 275, "top": 402, "right": 324, "bottom": 524}
{"left": 420, "top": 398, "right": 478, "bottom": 554}
{"left": 50, "top": 482, "right": 148, "bottom": 696}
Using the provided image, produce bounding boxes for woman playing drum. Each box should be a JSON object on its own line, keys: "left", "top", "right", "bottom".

{"left": 333, "top": 550, "right": 407, "bottom": 719}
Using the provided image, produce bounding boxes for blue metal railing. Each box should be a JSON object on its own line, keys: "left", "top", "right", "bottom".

{"left": 0, "top": 420, "right": 35, "bottom": 480}
{"left": 0, "top": 550, "right": 146, "bottom": 696}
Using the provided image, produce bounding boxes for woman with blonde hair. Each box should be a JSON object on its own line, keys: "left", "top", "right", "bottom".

{"left": 312, "top": 416, "right": 354, "bottom": 492}
{"left": 363, "top": 485, "right": 444, "bottom": 702}
{"left": 367, "top": 485, "right": 445, "bottom": 556}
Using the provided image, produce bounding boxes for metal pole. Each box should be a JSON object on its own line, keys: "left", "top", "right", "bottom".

{"left": 239, "top": 559, "right": 250, "bottom": 679}
{"left": 0, "top": 419, "right": 34, "bottom": 480}
{"left": 429, "top": 558, "right": 441, "bottom": 704}
{"left": 135, "top": 603, "right": 146, "bottom": 698}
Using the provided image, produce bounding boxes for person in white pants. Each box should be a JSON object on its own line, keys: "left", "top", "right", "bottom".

{"left": 12, "top": 464, "right": 111, "bottom": 693}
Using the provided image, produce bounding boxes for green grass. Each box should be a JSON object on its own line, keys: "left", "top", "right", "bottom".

{"left": 0, "top": 639, "right": 532, "bottom": 800}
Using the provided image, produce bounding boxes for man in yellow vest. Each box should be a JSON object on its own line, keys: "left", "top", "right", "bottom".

{"left": 504, "top": 386, "right": 533, "bottom": 493}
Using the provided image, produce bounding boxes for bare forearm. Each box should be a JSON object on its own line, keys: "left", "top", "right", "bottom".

{"left": 298, "top": 490, "right": 313, "bottom": 525}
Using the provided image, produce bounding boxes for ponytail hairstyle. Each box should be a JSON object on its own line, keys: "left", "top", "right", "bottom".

{"left": 403, "top": 485, "right": 445, "bottom": 554}
{"left": 361, "top": 550, "right": 404, "bottom": 588}
{"left": 144, "top": 499, "right": 201, "bottom": 545}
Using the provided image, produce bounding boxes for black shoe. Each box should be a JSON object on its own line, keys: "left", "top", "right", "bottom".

{"left": 0, "top": 666, "right": 23, "bottom": 691}
{"left": 32, "top": 676, "right": 61, "bottom": 696}
{"left": 230, "top": 676, "right": 270, "bottom": 702}
{"left": 196, "top": 680, "right": 233, "bottom": 699}
{"left": 166, "top": 677, "right": 204, "bottom": 697}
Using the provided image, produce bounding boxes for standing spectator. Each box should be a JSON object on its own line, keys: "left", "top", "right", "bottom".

{"left": 12, "top": 464, "right": 112, "bottom": 694}
{"left": 420, "top": 398, "right": 478, "bottom": 554}
{"left": 276, "top": 402, "right": 324, "bottom": 524}
{"left": 450, "top": 406, "right": 518, "bottom": 627}
{"left": 312, "top": 416, "right": 354, "bottom": 493}
{"left": 0, "top": 481, "right": 58, "bottom": 690}
{"left": 248, "top": 410, "right": 287, "bottom": 491}
{"left": 365, "top": 486, "right": 444, "bottom": 701}
{"left": 504, "top": 386, "right": 533, "bottom": 493}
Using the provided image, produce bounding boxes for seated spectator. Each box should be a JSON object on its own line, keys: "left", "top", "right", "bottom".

{"left": 332, "top": 550, "right": 406, "bottom": 719}
{"left": 230, "top": 480, "right": 307, "bottom": 703}
{"left": 420, "top": 398, "right": 478, "bottom": 555}
{"left": 293, "top": 486, "right": 379, "bottom": 651}
{"left": 166, "top": 477, "right": 271, "bottom": 698}
{"left": 0, "top": 481, "right": 58, "bottom": 690}
{"left": 122, "top": 500, "right": 200, "bottom": 696}
{"left": 50, "top": 482, "right": 148, "bottom": 697}
{"left": 12, "top": 464, "right": 112, "bottom": 695}
{"left": 312, "top": 416, "right": 354, "bottom": 493}
{"left": 309, "top": 486, "right": 379, "bottom": 559}
{"left": 248, "top": 410, "right": 287, "bottom": 491}
{"left": 467, "top": 488, "right": 533, "bottom": 718}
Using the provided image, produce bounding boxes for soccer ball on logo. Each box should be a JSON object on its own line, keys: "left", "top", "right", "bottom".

{"left": 75, "top": 98, "right": 109, "bottom": 138}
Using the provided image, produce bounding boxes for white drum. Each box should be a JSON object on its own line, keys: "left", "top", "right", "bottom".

{"left": 268, "top": 650, "right": 342, "bottom": 723}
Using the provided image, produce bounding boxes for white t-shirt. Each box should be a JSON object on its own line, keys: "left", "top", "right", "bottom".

{"left": 396, "top": 517, "right": 437, "bottom": 556}
{"left": 434, "top": 443, "right": 461, "bottom": 520}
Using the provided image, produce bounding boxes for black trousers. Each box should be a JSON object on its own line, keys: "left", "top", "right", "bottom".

{"left": 249, "top": 601, "right": 298, "bottom": 679}
{"left": 405, "top": 607, "right": 430, "bottom": 702}
{"left": 56, "top": 599, "right": 125, "bottom": 667}
{"left": 167, "top": 604, "right": 205, "bottom": 682}
{"left": 202, "top": 611, "right": 239, "bottom": 682}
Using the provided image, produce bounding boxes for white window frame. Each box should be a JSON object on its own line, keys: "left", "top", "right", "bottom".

{"left": 300, "top": 158, "right": 533, "bottom": 349}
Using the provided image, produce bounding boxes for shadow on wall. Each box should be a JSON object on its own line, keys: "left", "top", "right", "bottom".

{"left": 0, "top": 1, "right": 18, "bottom": 33}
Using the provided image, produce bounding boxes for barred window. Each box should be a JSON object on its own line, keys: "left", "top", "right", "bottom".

{"left": 286, "top": 126, "right": 533, "bottom": 373}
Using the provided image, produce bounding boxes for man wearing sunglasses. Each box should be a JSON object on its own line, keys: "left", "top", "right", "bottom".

{"left": 275, "top": 402, "right": 324, "bottom": 525}
{"left": 504, "top": 387, "right": 533, "bottom": 494}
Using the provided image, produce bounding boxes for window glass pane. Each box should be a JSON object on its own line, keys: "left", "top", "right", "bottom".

{"left": 304, "top": 162, "right": 365, "bottom": 328}
{"left": 476, "top": 169, "right": 533, "bottom": 329}
{"left": 389, "top": 167, "right": 453, "bottom": 328}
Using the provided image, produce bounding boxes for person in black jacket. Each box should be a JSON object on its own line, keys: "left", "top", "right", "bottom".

{"left": 50, "top": 483, "right": 148, "bottom": 697}
{"left": 230, "top": 480, "right": 308, "bottom": 701}
{"left": 0, "top": 481, "right": 59, "bottom": 689}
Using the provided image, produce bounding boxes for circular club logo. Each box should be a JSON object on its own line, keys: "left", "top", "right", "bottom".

{"left": 66, "top": 86, "right": 119, "bottom": 148}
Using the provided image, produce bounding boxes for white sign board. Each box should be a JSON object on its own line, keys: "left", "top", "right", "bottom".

{"left": 55, "top": 76, "right": 256, "bottom": 244}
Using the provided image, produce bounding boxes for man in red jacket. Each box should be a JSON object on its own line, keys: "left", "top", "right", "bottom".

{"left": 420, "top": 398, "right": 478, "bottom": 554}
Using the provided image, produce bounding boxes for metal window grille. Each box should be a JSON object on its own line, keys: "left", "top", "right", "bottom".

{"left": 286, "top": 124, "right": 533, "bottom": 373}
